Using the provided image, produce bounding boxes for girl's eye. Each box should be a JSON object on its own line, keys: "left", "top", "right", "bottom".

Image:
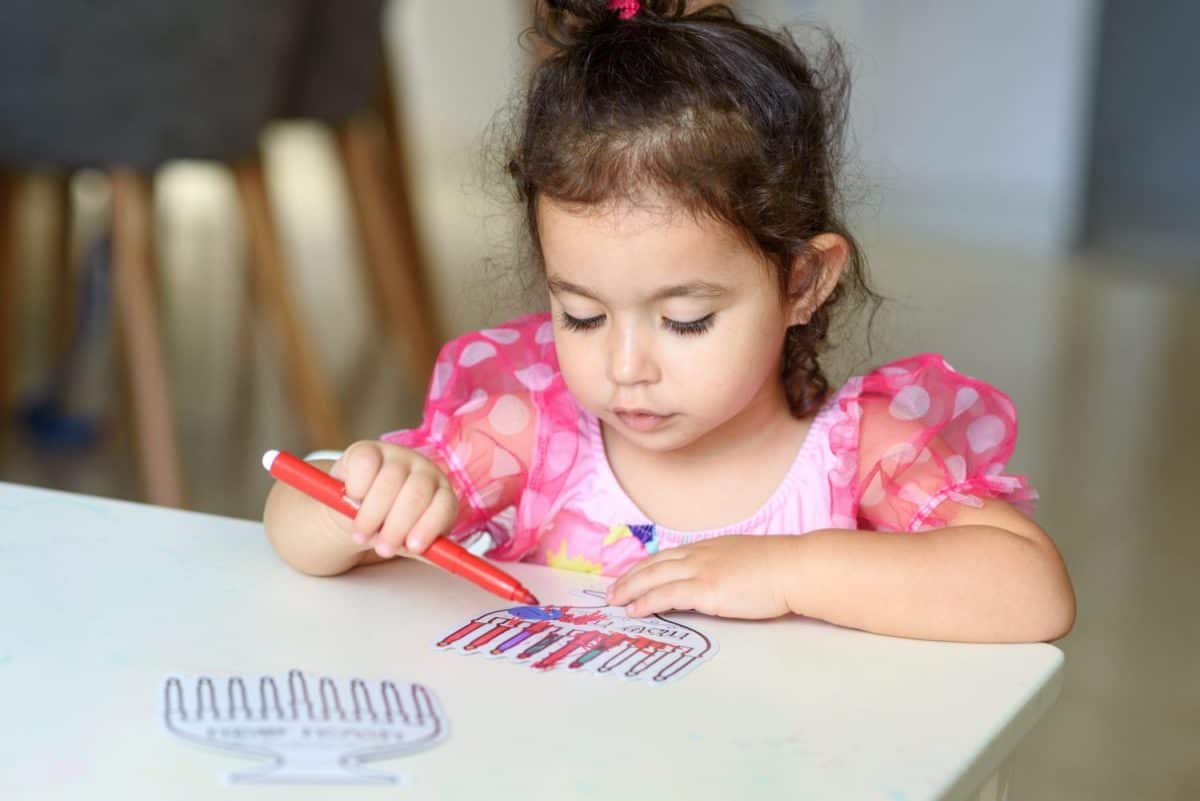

{"left": 560, "top": 311, "right": 605, "bottom": 331}
{"left": 663, "top": 313, "right": 715, "bottom": 336}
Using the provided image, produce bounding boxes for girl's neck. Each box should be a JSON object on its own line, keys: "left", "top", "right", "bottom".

{"left": 600, "top": 378, "right": 816, "bottom": 531}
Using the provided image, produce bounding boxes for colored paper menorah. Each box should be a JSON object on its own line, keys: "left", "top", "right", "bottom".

{"left": 435, "top": 598, "right": 716, "bottom": 685}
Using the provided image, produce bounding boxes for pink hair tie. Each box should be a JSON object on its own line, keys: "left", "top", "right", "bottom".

{"left": 607, "top": 0, "right": 640, "bottom": 21}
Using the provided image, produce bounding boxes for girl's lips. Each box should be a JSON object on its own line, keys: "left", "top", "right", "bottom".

{"left": 614, "top": 410, "right": 672, "bottom": 432}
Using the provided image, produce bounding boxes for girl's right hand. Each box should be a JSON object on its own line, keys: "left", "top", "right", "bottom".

{"left": 329, "top": 440, "right": 459, "bottom": 559}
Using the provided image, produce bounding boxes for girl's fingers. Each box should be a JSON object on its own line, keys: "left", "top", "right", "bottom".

{"left": 607, "top": 549, "right": 689, "bottom": 601}
{"left": 616, "top": 547, "right": 689, "bottom": 581}
{"left": 608, "top": 555, "right": 693, "bottom": 607}
{"left": 339, "top": 443, "right": 383, "bottom": 502}
{"left": 403, "top": 485, "right": 458, "bottom": 554}
{"left": 353, "top": 460, "right": 409, "bottom": 543}
{"left": 374, "top": 473, "right": 438, "bottom": 558}
{"left": 625, "top": 579, "right": 701, "bottom": 617}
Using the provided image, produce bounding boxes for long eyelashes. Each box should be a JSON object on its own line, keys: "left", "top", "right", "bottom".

{"left": 664, "top": 314, "right": 714, "bottom": 336}
{"left": 559, "top": 311, "right": 605, "bottom": 332}
{"left": 558, "top": 312, "right": 715, "bottom": 337}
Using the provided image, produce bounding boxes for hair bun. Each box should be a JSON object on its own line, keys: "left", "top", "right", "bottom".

{"left": 537, "top": 0, "right": 689, "bottom": 51}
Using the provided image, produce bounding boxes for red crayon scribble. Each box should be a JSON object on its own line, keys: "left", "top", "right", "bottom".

{"left": 568, "top": 632, "right": 629, "bottom": 669}
{"left": 464, "top": 618, "right": 521, "bottom": 650}
{"left": 532, "top": 630, "right": 600, "bottom": 671}
{"left": 491, "top": 620, "right": 551, "bottom": 655}
{"left": 438, "top": 619, "right": 485, "bottom": 647}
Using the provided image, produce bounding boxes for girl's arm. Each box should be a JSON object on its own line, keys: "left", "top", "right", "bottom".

{"left": 607, "top": 500, "right": 1075, "bottom": 643}
{"left": 263, "top": 461, "right": 383, "bottom": 577}
{"left": 785, "top": 501, "right": 1075, "bottom": 642}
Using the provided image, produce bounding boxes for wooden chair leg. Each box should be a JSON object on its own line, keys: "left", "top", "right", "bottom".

{"left": 47, "top": 172, "right": 75, "bottom": 357}
{"left": 0, "top": 169, "right": 19, "bottom": 429}
{"left": 110, "top": 169, "right": 186, "bottom": 508}
{"left": 355, "top": 61, "right": 442, "bottom": 379}
{"left": 338, "top": 112, "right": 439, "bottom": 381}
{"left": 232, "top": 159, "right": 346, "bottom": 449}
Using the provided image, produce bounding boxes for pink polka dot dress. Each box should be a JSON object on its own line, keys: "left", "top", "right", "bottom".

{"left": 382, "top": 313, "right": 1037, "bottom": 577}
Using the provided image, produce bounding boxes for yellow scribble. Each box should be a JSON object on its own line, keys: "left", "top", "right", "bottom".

{"left": 603, "top": 524, "right": 633, "bottom": 547}
{"left": 546, "top": 540, "right": 603, "bottom": 574}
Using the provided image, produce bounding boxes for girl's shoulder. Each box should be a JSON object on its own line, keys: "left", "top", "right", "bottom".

{"left": 416, "top": 313, "right": 579, "bottom": 437}
{"left": 837, "top": 353, "right": 1018, "bottom": 429}
{"left": 826, "top": 353, "right": 1036, "bottom": 530}
{"left": 427, "top": 313, "right": 559, "bottom": 402}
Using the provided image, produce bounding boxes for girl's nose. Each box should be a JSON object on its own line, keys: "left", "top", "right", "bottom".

{"left": 606, "top": 321, "right": 659, "bottom": 386}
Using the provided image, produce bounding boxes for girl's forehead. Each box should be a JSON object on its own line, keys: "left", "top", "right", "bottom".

{"left": 538, "top": 196, "right": 749, "bottom": 261}
{"left": 539, "top": 203, "right": 776, "bottom": 300}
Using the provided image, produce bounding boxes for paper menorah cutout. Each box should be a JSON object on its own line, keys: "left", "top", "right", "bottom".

{"left": 161, "top": 669, "right": 446, "bottom": 784}
{"left": 436, "top": 592, "right": 717, "bottom": 684}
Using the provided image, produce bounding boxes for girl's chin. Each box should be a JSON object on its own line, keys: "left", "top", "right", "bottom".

{"left": 605, "top": 417, "right": 711, "bottom": 453}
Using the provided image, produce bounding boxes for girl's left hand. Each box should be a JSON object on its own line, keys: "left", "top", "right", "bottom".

{"left": 606, "top": 535, "right": 801, "bottom": 619}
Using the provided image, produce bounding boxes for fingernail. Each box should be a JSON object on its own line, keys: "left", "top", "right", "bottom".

{"left": 375, "top": 542, "right": 394, "bottom": 558}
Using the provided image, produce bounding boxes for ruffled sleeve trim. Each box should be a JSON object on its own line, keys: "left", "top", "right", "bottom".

{"left": 826, "top": 353, "right": 1038, "bottom": 532}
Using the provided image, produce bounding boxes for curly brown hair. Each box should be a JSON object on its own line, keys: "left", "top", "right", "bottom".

{"left": 508, "top": 0, "right": 877, "bottom": 417}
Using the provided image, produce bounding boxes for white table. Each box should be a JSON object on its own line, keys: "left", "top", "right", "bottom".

{"left": 0, "top": 481, "right": 1062, "bottom": 799}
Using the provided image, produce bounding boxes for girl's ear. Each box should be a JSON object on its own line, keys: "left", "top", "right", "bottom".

{"left": 787, "top": 233, "right": 848, "bottom": 326}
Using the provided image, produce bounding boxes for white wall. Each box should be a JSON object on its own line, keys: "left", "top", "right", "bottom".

{"left": 742, "top": 0, "right": 1100, "bottom": 254}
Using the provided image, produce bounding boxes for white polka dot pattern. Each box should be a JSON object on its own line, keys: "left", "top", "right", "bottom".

{"left": 481, "top": 327, "right": 520, "bottom": 344}
{"left": 515, "top": 363, "right": 556, "bottom": 391}
{"left": 966, "top": 414, "right": 1006, "bottom": 454}
{"left": 944, "top": 454, "right": 967, "bottom": 484}
{"left": 889, "top": 385, "right": 931, "bottom": 420}
{"left": 454, "top": 388, "right": 489, "bottom": 416}
{"left": 459, "top": 341, "right": 497, "bottom": 367}
{"left": 430, "top": 361, "right": 453, "bottom": 400}
{"left": 488, "top": 395, "right": 530, "bottom": 436}
{"left": 489, "top": 448, "right": 522, "bottom": 479}
{"left": 953, "top": 386, "right": 979, "bottom": 418}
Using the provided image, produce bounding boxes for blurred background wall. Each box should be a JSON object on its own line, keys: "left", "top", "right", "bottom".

{"left": 751, "top": 0, "right": 1099, "bottom": 254}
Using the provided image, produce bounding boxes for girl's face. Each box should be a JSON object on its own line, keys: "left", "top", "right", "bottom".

{"left": 538, "top": 196, "right": 812, "bottom": 456}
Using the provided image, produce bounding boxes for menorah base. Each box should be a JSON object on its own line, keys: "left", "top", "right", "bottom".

{"left": 227, "top": 755, "right": 403, "bottom": 785}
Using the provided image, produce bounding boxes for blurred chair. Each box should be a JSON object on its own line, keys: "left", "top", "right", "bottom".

{"left": 0, "top": 0, "right": 439, "bottom": 507}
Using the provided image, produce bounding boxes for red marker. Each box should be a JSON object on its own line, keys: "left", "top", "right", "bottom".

{"left": 262, "top": 449, "right": 539, "bottom": 605}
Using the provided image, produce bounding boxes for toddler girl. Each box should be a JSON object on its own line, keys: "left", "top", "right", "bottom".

{"left": 264, "top": 0, "right": 1075, "bottom": 643}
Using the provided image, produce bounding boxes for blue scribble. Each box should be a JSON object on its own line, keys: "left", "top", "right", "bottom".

{"left": 507, "top": 606, "right": 562, "bottom": 621}
{"left": 630, "top": 524, "right": 658, "bottom": 554}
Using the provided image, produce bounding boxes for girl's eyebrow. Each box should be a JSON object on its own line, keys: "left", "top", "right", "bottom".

{"left": 547, "top": 276, "right": 729, "bottom": 301}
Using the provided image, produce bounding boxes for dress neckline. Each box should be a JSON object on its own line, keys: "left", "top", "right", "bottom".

{"left": 582, "top": 390, "right": 843, "bottom": 537}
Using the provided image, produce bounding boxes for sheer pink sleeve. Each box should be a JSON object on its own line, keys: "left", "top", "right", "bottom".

{"left": 829, "top": 353, "right": 1038, "bottom": 532}
{"left": 380, "top": 314, "right": 564, "bottom": 552}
